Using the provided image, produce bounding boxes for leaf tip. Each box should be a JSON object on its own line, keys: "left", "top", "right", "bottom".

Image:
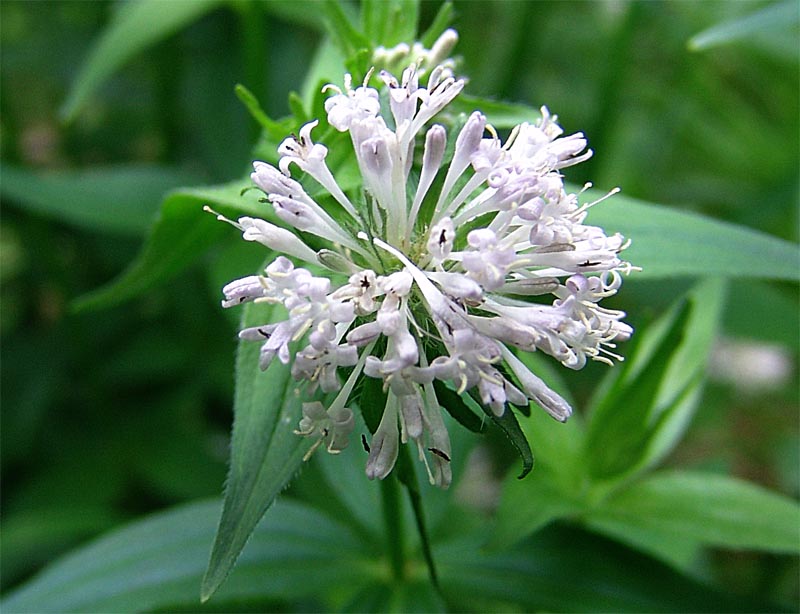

{"left": 199, "top": 573, "right": 219, "bottom": 604}
{"left": 516, "top": 459, "right": 534, "bottom": 480}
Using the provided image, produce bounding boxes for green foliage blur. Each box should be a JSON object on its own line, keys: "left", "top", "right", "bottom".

{"left": 1, "top": 0, "right": 798, "bottom": 611}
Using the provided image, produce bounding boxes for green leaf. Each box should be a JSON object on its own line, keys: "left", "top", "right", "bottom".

{"left": 354, "top": 372, "right": 388, "bottom": 434}
{"left": 594, "top": 470, "right": 800, "bottom": 554}
{"left": 584, "top": 278, "right": 727, "bottom": 483}
{"left": 514, "top": 351, "right": 583, "bottom": 481}
{"left": 294, "top": 420, "right": 383, "bottom": 538}
{"left": 61, "top": 0, "right": 224, "bottom": 122}
{"left": 475, "top": 395, "right": 533, "bottom": 479}
{"left": 234, "top": 84, "right": 294, "bottom": 141}
{"left": 488, "top": 360, "right": 585, "bottom": 550}
{"left": 419, "top": 2, "right": 454, "bottom": 48}
{"left": 723, "top": 279, "right": 800, "bottom": 346}
{"left": 450, "top": 95, "right": 541, "bottom": 128}
{"left": 343, "top": 579, "right": 445, "bottom": 613}
{"left": 258, "top": 0, "right": 329, "bottom": 31}
{"left": 488, "top": 465, "right": 583, "bottom": 551}
{"left": 582, "top": 514, "right": 702, "bottom": 574}
{"left": 201, "top": 300, "right": 324, "bottom": 601}
{"left": 73, "top": 179, "right": 264, "bottom": 312}
{"left": 432, "top": 380, "right": 486, "bottom": 433}
{"left": 439, "top": 522, "right": 773, "bottom": 613}
{"left": 300, "top": 37, "right": 347, "bottom": 111}
{"left": 0, "top": 164, "right": 201, "bottom": 236}
{"left": 361, "top": 0, "right": 419, "bottom": 46}
{"left": 322, "top": 0, "right": 370, "bottom": 61}
{"left": 688, "top": 0, "right": 799, "bottom": 51}
{"left": 584, "top": 190, "right": 800, "bottom": 281}
{"left": 1, "top": 499, "right": 370, "bottom": 613}
{"left": 0, "top": 507, "right": 122, "bottom": 588}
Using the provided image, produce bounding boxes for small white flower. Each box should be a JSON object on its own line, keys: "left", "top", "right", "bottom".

{"left": 216, "top": 48, "right": 634, "bottom": 488}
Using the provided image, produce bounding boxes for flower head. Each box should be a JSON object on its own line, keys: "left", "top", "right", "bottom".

{"left": 216, "top": 58, "right": 633, "bottom": 488}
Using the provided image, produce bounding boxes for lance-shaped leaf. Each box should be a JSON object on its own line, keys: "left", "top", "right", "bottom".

{"left": 1, "top": 499, "right": 370, "bottom": 613}
{"left": 61, "top": 0, "right": 224, "bottom": 122}
{"left": 472, "top": 391, "right": 533, "bottom": 479}
{"left": 361, "top": 0, "right": 419, "bottom": 46}
{"left": 433, "top": 380, "right": 486, "bottom": 433}
{"left": 322, "top": 0, "right": 369, "bottom": 61}
{"left": 592, "top": 470, "right": 800, "bottom": 554}
{"left": 584, "top": 278, "right": 727, "bottom": 483}
{"left": 201, "top": 300, "right": 322, "bottom": 602}
{"left": 420, "top": 2, "right": 455, "bottom": 48}
{"left": 584, "top": 190, "right": 800, "bottom": 281}
{"left": 688, "top": 0, "right": 799, "bottom": 51}
{"left": 438, "top": 521, "right": 778, "bottom": 613}
{"left": 73, "top": 174, "right": 799, "bottom": 315}
{"left": 73, "top": 180, "right": 266, "bottom": 312}
{"left": 0, "top": 163, "right": 201, "bottom": 236}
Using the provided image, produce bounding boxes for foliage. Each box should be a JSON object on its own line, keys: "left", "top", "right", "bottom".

{"left": 1, "top": 1, "right": 798, "bottom": 612}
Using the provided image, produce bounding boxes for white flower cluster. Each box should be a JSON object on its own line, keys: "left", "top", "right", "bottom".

{"left": 215, "top": 60, "right": 633, "bottom": 488}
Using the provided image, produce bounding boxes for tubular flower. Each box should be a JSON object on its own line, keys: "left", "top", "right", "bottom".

{"left": 216, "top": 61, "right": 634, "bottom": 489}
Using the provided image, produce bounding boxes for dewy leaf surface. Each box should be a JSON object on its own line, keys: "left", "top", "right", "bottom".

{"left": 201, "top": 300, "right": 324, "bottom": 601}
{"left": 61, "top": 0, "right": 223, "bottom": 122}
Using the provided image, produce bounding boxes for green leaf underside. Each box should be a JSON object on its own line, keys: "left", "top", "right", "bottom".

{"left": 0, "top": 164, "right": 201, "bottom": 236}
{"left": 72, "top": 180, "right": 263, "bottom": 312}
{"left": 200, "top": 300, "right": 323, "bottom": 602}
{"left": 595, "top": 470, "right": 800, "bottom": 554}
{"left": 60, "top": 0, "right": 223, "bottom": 122}
{"left": 584, "top": 190, "right": 800, "bottom": 281}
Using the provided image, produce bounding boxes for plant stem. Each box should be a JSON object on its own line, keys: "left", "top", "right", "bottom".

{"left": 396, "top": 445, "right": 440, "bottom": 590}
{"left": 380, "top": 475, "right": 406, "bottom": 581}
{"left": 236, "top": 0, "right": 267, "bottom": 145}
{"left": 405, "top": 482, "right": 439, "bottom": 589}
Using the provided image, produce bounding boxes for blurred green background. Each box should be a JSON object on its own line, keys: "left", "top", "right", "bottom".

{"left": 1, "top": 0, "right": 798, "bottom": 608}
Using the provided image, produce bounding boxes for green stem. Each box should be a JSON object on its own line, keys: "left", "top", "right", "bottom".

{"left": 405, "top": 482, "right": 440, "bottom": 589}
{"left": 236, "top": 0, "right": 267, "bottom": 145}
{"left": 396, "top": 446, "right": 440, "bottom": 590}
{"left": 380, "top": 475, "right": 405, "bottom": 581}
